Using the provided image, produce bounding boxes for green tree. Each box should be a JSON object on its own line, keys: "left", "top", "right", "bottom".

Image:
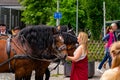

{"left": 47, "top": 0, "right": 87, "bottom": 31}
{"left": 19, "top": 0, "right": 54, "bottom": 25}
{"left": 19, "top": 0, "right": 120, "bottom": 40}
{"left": 105, "top": 0, "right": 120, "bottom": 20}
{"left": 81, "top": 0, "right": 104, "bottom": 40}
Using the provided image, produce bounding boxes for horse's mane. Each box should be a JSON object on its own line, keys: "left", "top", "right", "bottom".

{"left": 18, "top": 25, "right": 57, "bottom": 51}
{"left": 60, "top": 25, "right": 68, "bottom": 32}
{"left": 61, "top": 32, "right": 78, "bottom": 44}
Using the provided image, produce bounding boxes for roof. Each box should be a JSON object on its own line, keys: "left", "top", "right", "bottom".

{"left": 0, "top": 0, "right": 20, "bottom": 6}
{"left": 0, "top": 0, "right": 23, "bottom": 10}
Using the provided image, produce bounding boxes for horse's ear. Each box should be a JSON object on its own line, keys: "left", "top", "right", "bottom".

{"left": 54, "top": 25, "right": 61, "bottom": 34}
{"left": 68, "top": 22, "right": 72, "bottom": 30}
{"left": 57, "top": 25, "right": 61, "bottom": 31}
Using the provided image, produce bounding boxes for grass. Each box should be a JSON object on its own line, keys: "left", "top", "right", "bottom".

{"left": 51, "top": 74, "right": 64, "bottom": 77}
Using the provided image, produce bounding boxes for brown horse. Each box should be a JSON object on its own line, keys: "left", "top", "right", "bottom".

{"left": 10, "top": 31, "right": 77, "bottom": 80}
{"left": 0, "top": 25, "right": 68, "bottom": 80}
{"left": 34, "top": 32, "right": 78, "bottom": 80}
{"left": 16, "top": 25, "right": 77, "bottom": 80}
{"left": 41, "top": 25, "right": 77, "bottom": 80}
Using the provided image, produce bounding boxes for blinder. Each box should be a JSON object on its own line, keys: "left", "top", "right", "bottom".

{"left": 52, "top": 34, "right": 67, "bottom": 51}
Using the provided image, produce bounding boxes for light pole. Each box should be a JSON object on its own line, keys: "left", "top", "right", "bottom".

{"left": 103, "top": 1, "right": 106, "bottom": 37}
{"left": 76, "top": 0, "right": 78, "bottom": 36}
{"left": 56, "top": 0, "right": 60, "bottom": 75}
{"left": 56, "top": 0, "right": 60, "bottom": 26}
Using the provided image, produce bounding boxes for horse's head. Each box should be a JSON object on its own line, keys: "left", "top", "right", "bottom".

{"left": 51, "top": 34, "right": 67, "bottom": 60}
{"left": 51, "top": 32, "right": 78, "bottom": 63}
{"left": 61, "top": 32, "right": 78, "bottom": 56}
{"left": 56, "top": 25, "right": 78, "bottom": 57}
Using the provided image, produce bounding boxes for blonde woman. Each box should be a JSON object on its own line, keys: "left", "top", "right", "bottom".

{"left": 66, "top": 32, "right": 88, "bottom": 80}
{"left": 100, "top": 41, "right": 120, "bottom": 80}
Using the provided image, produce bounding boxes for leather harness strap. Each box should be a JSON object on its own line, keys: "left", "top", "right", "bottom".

{"left": 6, "top": 35, "right": 13, "bottom": 71}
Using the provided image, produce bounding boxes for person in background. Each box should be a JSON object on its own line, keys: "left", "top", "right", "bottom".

{"left": 97, "top": 26, "right": 115, "bottom": 73}
{"left": 66, "top": 32, "right": 88, "bottom": 80}
{"left": 111, "top": 23, "right": 118, "bottom": 41}
{"left": 0, "top": 24, "right": 8, "bottom": 35}
{"left": 102, "top": 23, "right": 118, "bottom": 69}
{"left": 100, "top": 41, "right": 120, "bottom": 80}
{"left": 12, "top": 26, "right": 20, "bottom": 36}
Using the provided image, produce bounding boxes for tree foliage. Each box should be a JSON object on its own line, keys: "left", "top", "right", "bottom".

{"left": 81, "top": 0, "right": 120, "bottom": 40}
{"left": 105, "top": 0, "right": 120, "bottom": 20}
{"left": 19, "top": 0, "right": 120, "bottom": 40}
{"left": 47, "top": 0, "right": 87, "bottom": 31}
{"left": 19, "top": 0, "right": 54, "bottom": 25}
{"left": 81, "top": 0, "right": 104, "bottom": 40}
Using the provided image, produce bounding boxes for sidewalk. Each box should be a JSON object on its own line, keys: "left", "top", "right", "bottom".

{"left": 49, "top": 61, "right": 107, "bottom": 80}
{"left": 0, "top": 61, "right": 107, "bottom": 80}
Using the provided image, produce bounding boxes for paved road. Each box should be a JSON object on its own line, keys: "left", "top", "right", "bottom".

{"left": 49, "top": 62, "right": 102, "bottom": 80}
{"left": 0, "top": 62, "right": 108, "bottom": 80}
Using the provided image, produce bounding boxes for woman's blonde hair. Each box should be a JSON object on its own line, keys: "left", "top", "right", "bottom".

{"left": 110, "top": 41, "right": 120, "bottom": 68}
{"left": 78, "top": 32, "right": 88, "bottom": 53}
{"left": 110, "top": 41, "right": 120, "bottom": 80}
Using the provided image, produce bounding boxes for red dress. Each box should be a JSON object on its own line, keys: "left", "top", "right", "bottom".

{"left": 70, "top": 56, "right": 88, "bottom": 80}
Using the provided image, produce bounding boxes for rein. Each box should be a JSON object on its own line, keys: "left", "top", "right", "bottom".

{"left": 0, "top": 55, "right": 29, "bottom": 67}
{"left": 27, "top": 54, "right": 59, "bottom": 62}
{"left": 49, "top": 61, "right": 60, "bottom": 72}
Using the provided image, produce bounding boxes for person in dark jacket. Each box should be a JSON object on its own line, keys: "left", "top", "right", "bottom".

{"left": 0, "top": 24, "right": 8, "bottom": 35}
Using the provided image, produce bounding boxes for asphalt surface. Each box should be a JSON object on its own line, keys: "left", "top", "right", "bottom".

{"left": 0, "top": 62, "right": 108, "bottom": 80}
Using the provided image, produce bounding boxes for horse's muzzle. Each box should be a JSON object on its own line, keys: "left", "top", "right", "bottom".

{"left": 57, "top": 53, "right": 67, "bottom": 60}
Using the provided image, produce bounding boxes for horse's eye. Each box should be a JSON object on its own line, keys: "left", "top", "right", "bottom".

{"left": 59, "top": 36, "right": 64, "bottom": 42}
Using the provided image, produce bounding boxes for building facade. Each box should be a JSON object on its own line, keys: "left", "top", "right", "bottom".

{"left": 0, "top": 0, "right": 25, "bottom": 29}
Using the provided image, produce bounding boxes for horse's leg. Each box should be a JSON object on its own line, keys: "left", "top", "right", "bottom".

{"left": 34, "top": 61, "right": 50, "bottom": 80}
{"left": 15, "top": 74, "right": 31, "bottom": 80}
{"left": 15, "top": 67, "right": 32, "bottom": 80}
{"left": 15, "top": 74, "right": 23, "bottom": 80}
{"left": 35, "top": 70, "right": 44, "bottom": 80}
{"left": 23, "top": 75, "right": 31, "bottom": 80}
{"left": 45, "top": 68, "right": 50, "bottom": 80}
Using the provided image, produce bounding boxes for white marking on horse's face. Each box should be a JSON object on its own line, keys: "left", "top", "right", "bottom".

{"left": 59, "top": 36, "right": 64, "bottom": 43}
